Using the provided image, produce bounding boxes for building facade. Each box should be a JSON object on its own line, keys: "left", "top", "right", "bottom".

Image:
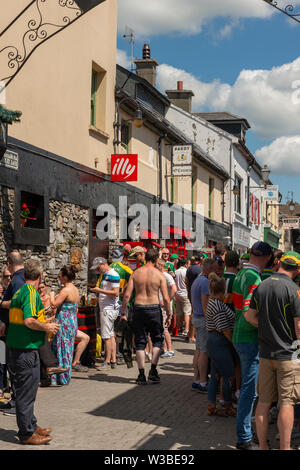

{"left": 0, "top": 0, "right": 118, "bottom": 292}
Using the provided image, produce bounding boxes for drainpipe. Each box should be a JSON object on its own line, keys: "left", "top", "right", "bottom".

{"left": 158, "top": 136, "right": 164, "bottom": 203}
{"left": 230, "top": 144, "right": 233, "bottom": 249}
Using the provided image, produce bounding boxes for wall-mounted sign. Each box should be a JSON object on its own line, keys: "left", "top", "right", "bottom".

{"left": 263, "top": 185, "right": 279, "bottom": 202}
{"left": 111, "top": 154, "right": 138, "bottom": 181}
{"left": 283, "top": 218, "right": 300, "bottom": 230}
{"left": 172, "top": 145, "right": 192, "bottom": 166}
{"left": 172, "top": 166, "right": 192, "bottom": 177}
{"left": 0, "top": 150, "right": 18, "bottom": 171}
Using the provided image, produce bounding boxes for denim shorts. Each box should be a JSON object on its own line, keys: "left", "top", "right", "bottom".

{"left": 193, "top": 316, "right": 207, "bottom": 352}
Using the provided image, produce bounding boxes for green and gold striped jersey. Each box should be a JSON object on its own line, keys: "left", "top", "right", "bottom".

{"left": 6, "top": 284, "right": 46, "bottom": 349}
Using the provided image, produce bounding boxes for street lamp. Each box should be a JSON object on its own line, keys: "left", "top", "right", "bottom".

{"left": 113, "top": 96, "right": 144, "bottom": 152}
{"left": 232, "top": 184, "right": 239, "bottom": 196}
{"left": 133, "top": 109, "right": 143, "bottom": 129}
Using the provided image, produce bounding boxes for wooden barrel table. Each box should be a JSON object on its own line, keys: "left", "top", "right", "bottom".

{"left": 76, "top": 306, "right": 97, "bottom": 367}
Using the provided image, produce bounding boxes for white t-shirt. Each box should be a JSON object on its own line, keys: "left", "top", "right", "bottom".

{"left": 97, "top": 268, "right": 120, "bottom": 310}
{"left": 175, "top": 266, "right": 188, "bottom": 298}
{"left": 159, "top": 272, "right": 176, "bottom": 313}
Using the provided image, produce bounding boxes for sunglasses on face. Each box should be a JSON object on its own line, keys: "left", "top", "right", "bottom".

{"left": 4, "top": 275, "right": 11, "bottom": 279}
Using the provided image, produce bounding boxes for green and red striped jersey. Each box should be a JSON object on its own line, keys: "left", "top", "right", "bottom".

{"left": 232, "top": 264, "right": 261, "bottom": 343}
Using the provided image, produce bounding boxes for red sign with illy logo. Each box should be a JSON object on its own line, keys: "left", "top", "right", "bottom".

{"left": 111, "top": 154, "right": 138, "bottom": 181}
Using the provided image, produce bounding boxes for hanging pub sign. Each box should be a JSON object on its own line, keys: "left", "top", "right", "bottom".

{"left": 263, "top": 185, "right": 279, "bottom": 202}
{"left": 283, "top": 218, "right": 300, "bottom": 230}
{"left": 172, "top": 144, "right": 192, "bottom": 177}
{"left": 172, "top": 145, "right": 192, "bottom": 166}
{"left": 172, "top": 166, "right": 192, "bottom": 177}
{"left": 111, "top": 154, "right": 138, "bottom": 182}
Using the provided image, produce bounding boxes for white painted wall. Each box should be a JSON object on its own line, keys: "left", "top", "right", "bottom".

{"left": 166, "top": 103, "right": 264, "bottom": 248}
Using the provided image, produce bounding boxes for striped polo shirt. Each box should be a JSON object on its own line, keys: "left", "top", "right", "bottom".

{"left": 96, "top": 268, "right": 120, "bottom": 309}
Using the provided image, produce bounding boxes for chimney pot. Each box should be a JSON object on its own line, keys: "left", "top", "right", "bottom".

{"left": 134, "top": 45, "right": 159, "bottom": 88}
{"left": 143, "top": 44, "right": 151, "bottom": 60}
{"left": 177, "top": 81, "right": 183, "bottom": 91}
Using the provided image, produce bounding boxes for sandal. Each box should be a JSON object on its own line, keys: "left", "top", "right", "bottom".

{"left": 225, "top": 404, "right": 237, "bottom": 417}
{"left": 0, "top": 393, "right": 7, "bottom": 403}
{"left": 207, "top": 404, "right": 228, "bottom": 417}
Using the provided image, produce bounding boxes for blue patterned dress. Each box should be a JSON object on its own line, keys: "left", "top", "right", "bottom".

{"left": 51, "top": 302, "right": 78, "bottom": 385}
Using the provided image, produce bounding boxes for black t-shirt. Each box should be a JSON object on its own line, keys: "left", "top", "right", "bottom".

{"left": 250, "top": 272, "right": 300, "bottom": 360}
{"left": 0, "top": 268, "right": 25, "bottom": 326}
{"left": 186, "top": 264, "right": 202, "bottom": 299}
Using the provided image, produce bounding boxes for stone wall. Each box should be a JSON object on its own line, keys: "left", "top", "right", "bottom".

{"left": 0, "top": 186, "right": 89, "bottom": 295}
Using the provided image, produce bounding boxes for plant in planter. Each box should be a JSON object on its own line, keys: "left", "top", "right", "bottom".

{"left": 20, "top": 202, "right": 30, "bottom": 227}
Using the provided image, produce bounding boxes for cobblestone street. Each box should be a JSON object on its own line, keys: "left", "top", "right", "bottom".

{"left": 0, "top": 337, "right": 242, "bottom": 451}
{"left": 0, "top": 336, "right": 287, "bottom": 451}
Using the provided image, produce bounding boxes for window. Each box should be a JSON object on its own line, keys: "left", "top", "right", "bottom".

{"left": 208, "top": 177, "right": 214, "bottom": 219}
{"left": 121, "top": 121, "right": 131, "bottom": 153}
{"left": 20, "top": 191, "right": 44, "bottom": 229}
{"left": 90, "top": 70, "right": 98, "bottom": 127}
{"left": 90, "top": 64, "right": 107, "bottom": 131}
{"left": 234, "top": 174, "right": 242, "bottom": 214}
{"left": 14, "top": 189, "right": 49, "bottom": 246}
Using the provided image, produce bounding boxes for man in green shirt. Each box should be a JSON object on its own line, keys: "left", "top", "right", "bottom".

{"left": 233, "top": 242, "right": 272, "bottom": 450}
{"left": 261, "top": 251, "right": 275, "bottom": 282}
{"left": 161, "top": 248, "right": 176, "bottom": 276}
{"left": 224, "top": 250, "right": 240, "bottom": 310}
{"left": 4, "top": 260, "right": 59, "bottom": 445}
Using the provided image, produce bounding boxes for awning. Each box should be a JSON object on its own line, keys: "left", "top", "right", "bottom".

{"left": 166, "top": 226, "right": 193, "bottom": 238}
{"left": 151, "top": 241, "right": 163, "bottom": 249}
{"left": 141, "top": 229, "right": 159, "bottom": 240}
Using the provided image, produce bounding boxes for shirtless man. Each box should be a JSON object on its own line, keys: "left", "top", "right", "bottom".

{"left": 121, "top": 248, "right": 171, "bottom": 385}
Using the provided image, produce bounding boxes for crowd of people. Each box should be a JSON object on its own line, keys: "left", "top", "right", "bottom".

{"left": 1, "top": 241, "right": 300, "bottom": 450}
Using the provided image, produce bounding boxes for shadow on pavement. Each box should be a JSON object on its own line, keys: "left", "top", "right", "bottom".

{"left": 0, "top": 428, "right": 18, "bottom": 445}
{"left": 71, "top": 373, "right": 138, "bottom": 385}
{"left": 87, "top": 371, "right": 236, "bottom": 450}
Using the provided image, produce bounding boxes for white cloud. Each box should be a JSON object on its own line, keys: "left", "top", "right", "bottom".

{"left": 117, "top": 0, "right": 274, "bottom": 37}
{"left": 117, "top": 48, "right": 300, "bottom": 176}
{"left": 157, "top": 57, "right": 300, "bottom": 141}
{"left": 116, "top": 49, "right": 131, "bottom": 69}
{"left": 255, "top": 136, "right": 300, "bottom": 175}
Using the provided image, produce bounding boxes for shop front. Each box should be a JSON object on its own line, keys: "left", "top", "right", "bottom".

{"left": 233, "top": 222, "right": 251, "bottom": 255}
{"left": 204, "top": 218, "right": 232, "bottom": 253}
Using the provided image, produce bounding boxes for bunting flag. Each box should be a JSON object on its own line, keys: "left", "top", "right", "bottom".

{"left": 0, "top": 0, "right": 106, "bottom": 93}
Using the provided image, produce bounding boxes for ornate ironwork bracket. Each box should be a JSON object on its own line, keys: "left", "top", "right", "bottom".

{"left": 0, "top": 0, "right": 106, "bottom": 95}
{"left": 262, "top": 0, "right": 300, "bottom": 23}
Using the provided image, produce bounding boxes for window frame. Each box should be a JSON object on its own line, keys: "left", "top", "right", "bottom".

{"left": 14, "top": 188, "right": 49, "bottom": 246}
{"left": 208, "top": 177, "right": 214, "bottom": 219}
{"left": 234, "top": 174, "right": 242, "bottom": 215}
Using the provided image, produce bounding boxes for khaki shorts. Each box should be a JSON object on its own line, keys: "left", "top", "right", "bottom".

{"left": 175, "top": 297, "right": 192, "bottom": 317}
{"left": 258, "top": 358, "right": 300, "bottom": 406}
{"left": 100, "top": 306, "right": 119, "bottom": 339}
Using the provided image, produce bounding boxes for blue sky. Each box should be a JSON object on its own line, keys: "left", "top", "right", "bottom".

{"left": 117, "top": 1, "right": 300, "bottom": 203}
